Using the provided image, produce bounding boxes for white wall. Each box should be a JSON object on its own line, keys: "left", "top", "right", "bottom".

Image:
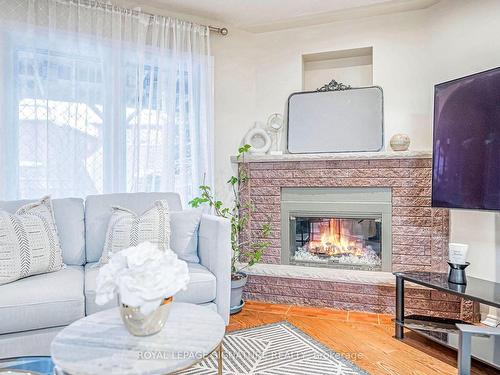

{"left": 250, "top": 5, "right": 433, "bottom": 151}
{"left": 303, "top": 55, "right": 373, "bottom": 90}
{"left": 127, "top": 1, "right": 500, "bottom": 291}
{"left": 217, "top": 0, "right": 500, "bottom": 282}
{"left": 210, "top": 29, "right": 258, "bottom": 203}
{"left": 427, "top": 0, "right": 500, "bottom": 285}
{"left": 450, "top": 211, "right": 500, "bottom": 282}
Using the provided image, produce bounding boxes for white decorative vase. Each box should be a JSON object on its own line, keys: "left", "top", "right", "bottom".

{"left": 244, "top": 125, "right": 272, "bottom": 155}
{"left": 390, "top": 134, "right": 410, "bottom": 151}
{"left": 119, "top": 296, "right": 173, "bottom": 336}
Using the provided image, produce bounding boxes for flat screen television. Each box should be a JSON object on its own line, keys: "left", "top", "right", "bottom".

{"left": 432, "top": 67, "right": 500, "bottom": 211}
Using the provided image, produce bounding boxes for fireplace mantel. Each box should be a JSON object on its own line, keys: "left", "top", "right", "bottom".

{"left": 232, "top": 150, "right": 432, "bottom": 163}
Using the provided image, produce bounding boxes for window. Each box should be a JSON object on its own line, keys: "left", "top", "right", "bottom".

{"left": 0, "top": 16, "right": 213, "bottom": 204}
{"left": 16, "top": 48, "right": 105, "bottom": 198}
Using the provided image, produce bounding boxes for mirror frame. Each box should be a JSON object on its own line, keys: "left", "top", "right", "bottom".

{"left": 286, "top": 85, "right": 384, "bottom": 154}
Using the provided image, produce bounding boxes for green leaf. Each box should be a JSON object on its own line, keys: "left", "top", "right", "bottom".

{"left": 227, "top": 176, "right": 238, "bottom": 185}
{"left": 261, "top": 223, "right": 271, "bottom": 237}
{"left": 191, "top": 143, "right": 272, "bottom": 274}
{"left": 238, "top": 144, "right": 251, "bottom": 154}
{"left": 189, "top": 197, "right": 208, "bottom": 207}
{"left": 236, "top": 144, "right": 251, "bottom": 160}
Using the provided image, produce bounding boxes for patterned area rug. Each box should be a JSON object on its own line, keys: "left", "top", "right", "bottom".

{"left": 180, "top": 321, "right": 369, "bottom": 374}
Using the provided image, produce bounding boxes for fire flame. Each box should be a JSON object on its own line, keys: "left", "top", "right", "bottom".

{"left": 307, "top": 219, "right": 366, "bottom": 257}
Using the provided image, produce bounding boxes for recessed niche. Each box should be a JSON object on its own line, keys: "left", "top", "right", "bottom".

{"left": 302, "top": 47, "right": 373, "bottom": 91}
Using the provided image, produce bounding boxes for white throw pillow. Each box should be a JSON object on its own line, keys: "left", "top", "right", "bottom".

{"left": 0, "top": 196, "right": 65, "bottom": 286}
{"left": 99, "top": 200, "right": 171, "bottom": 264}
{"left": 170, "top": 208, "right": 202, "bottom": 263}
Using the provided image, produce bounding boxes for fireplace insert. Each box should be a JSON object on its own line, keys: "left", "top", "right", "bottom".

{"left": 281, "top": 187, "right": 392, "bottom": 271}
{"left": 291, "top": 215, "right": 382, "bottom": 270}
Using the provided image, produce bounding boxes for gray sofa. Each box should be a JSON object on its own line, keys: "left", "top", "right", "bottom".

{"left": 0, "top": 192, "right": 231, "bottom": 358}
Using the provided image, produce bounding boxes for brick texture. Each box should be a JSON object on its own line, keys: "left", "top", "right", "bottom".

{"left": 239, "top": 158, "right": 449, "bottom": 271}
{"left": 242, "top": 275, "right": 461, "bottom": 318}
{"left": 239, "top": 157, "right": 462, "bottom": 317}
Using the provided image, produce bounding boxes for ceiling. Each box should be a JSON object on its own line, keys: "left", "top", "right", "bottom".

{"left": 123, "top": 0, "right": 439, "bottom": 32}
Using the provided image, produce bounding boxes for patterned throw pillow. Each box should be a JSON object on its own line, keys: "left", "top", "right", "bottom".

{"left": 99, "top": 200, "right": 171, "bottom": 264}
{"left": 0, "top": 196, "right": 65, "bottom": 286}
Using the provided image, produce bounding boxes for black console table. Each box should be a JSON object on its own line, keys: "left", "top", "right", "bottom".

{"left": 394, "top": 271, "right": 500, "bottom": 370}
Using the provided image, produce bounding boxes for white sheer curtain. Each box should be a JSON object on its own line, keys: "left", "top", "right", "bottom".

{"left": 0, "top": 0, "right": 213, "bottom": 204}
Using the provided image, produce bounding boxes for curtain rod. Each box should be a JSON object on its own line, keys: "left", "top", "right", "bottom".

{"left": 137, "top": 6, "right": 229, "bottom": 36}
{"left": 208, "top": 26, "right": 229, "bottom": 36}
{"left": 64, "top": 0, "right": 229, "bottom": 36}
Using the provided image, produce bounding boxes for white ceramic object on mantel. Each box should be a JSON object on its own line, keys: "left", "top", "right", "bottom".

{"left": 390, "top": 134, "right": 411, "bottom": 151}
{"left": 244, "top": 122, "right": 272, "bottom": 155}
{"left": 267, "top": 113, "right": 284, "bottom": 155}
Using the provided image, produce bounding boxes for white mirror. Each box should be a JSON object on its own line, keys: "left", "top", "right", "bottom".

{"left": 287, "top": 86, "right": 383, "bottom": 153}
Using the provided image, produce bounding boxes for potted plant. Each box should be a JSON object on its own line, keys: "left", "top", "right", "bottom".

{"left": 190, "top": 145, "right": 271, "bottom": 314}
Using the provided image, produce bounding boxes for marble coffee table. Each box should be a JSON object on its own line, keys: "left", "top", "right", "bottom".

{"left": 51, "top": 302, "right": 226, "bottom": 375}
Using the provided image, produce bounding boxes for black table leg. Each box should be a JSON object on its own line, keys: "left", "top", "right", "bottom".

{"left": 395, "top": 275, "right": 404, "bottom": 339}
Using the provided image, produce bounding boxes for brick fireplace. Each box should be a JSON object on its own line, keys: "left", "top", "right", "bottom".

{"left": 236, "top": 152, "right": 470, "bottom": 319}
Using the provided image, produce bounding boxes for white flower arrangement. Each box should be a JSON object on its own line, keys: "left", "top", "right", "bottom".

{"left": 95, "top": 242, "right": 190, "bottom": 315}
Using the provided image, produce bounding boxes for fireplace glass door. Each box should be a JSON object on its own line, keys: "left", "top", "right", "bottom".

{"left": 290, "top": 215, "right": 383, "bottom": 270}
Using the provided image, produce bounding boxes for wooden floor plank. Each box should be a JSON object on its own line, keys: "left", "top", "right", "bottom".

{"left": 287, "top": 305, "right": 349, "bottom": 321}
{"left": 228, "top": 300, "right": 497, "bottom": 375}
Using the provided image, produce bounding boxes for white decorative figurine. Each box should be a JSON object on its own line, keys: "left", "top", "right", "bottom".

{"left": 244, "top": 121, "right": 272, "bottom": 155}
{"left": 267, "top": 113, "right": 284, "bottom": 155}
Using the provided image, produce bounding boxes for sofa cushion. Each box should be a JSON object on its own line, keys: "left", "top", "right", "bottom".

{"left": 85, "top": 193, "right": 182, "bottom": 263}
{"left": 170, "top": 208, "right": 202, "bottom": 263}
{"left": 99, "top": 200, "right": 171, "bottom": 264}
{"left": 0, "top": 196, "right": 65, "bottom": 285}
{"left": 84, "top": 262, "right": 216, "bottom": 315}
{"left": 174, "top": 263, "right": 217, "bottom": 304}
{"left": 0, "top": 198, "right": 85, "bottom": 266}
{"left": 0, "top": 266, "right": 85, "bottom": 334}
{"left": 84, "top": 263, "right": 118, "bottom": 315}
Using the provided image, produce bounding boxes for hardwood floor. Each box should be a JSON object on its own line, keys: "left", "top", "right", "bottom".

{"left": 228, "top": 301, "right": 497, "bottom": 375}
